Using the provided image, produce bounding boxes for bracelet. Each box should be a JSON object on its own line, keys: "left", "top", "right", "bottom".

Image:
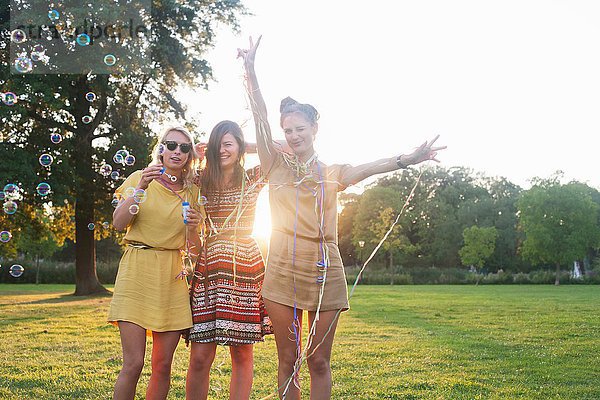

{"left": 396, "top": 155, "right": 408, "bottom": 169}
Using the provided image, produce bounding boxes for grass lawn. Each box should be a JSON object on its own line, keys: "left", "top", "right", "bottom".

{"left": 1, "top": 284, "right": 599, "bottom": 399}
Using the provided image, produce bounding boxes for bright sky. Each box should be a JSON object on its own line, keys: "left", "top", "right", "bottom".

{"left": 185, "top": 0, "right": 600, "bottom": 192}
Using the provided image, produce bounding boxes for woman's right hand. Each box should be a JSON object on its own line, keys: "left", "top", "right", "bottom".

{"left": 237, "top": 35, "right": 262, "bottom": 69}
{"left": 138, "top": 164, "right": 164, "bottom": 190}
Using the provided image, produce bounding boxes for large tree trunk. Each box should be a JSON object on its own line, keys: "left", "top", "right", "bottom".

{"left": 554, "top": 262, "right": 561, "bottom": 286}
{"left": 72, "top": 85, "right": 108, "bottom": 296}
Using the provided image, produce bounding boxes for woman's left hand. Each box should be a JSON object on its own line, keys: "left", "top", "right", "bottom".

{"left": 185, "top": 207, "right": 202, "bottom": 229}
{"left": 405, "top": 135, "right": 447, "bottom": 165}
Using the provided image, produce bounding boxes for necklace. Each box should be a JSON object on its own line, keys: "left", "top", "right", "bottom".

{"left": 164, "top": 172, "right": 178, "bottom": 182}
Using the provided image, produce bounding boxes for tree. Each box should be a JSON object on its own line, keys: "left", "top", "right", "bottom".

{"left": 517, "top": 179, "right": 600, "bottom": 285}
{"left": 1, "top": 1, "right": 245, "bottom": 294}
{"left": 459, "top": 225, "right": 498, "bottom": 270}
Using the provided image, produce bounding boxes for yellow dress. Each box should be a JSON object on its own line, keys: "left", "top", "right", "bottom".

{"left": 107, "top": 170, "right": 200, "bottom": 332}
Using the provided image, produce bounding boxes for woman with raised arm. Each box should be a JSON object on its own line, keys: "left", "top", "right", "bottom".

{"left": 239, "top": 37, "right": 446, "bottom": 400}
{"left": 109, "top": 126, "right": 202, "bottom": 400}
{"left": 186, "top": 120, "right": 272, "bottom": 400}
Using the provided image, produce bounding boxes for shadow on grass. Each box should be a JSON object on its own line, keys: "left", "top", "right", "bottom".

{"left": 0, "top": 291, "right": 113, "bottom": 307}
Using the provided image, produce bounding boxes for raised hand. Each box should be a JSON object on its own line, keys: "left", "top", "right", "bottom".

{"left": 405, "top": 135, "right": 447, "bottom": 166}
{"left": 138, "top": 164, "right": 164, "bottom": 190}
{"left": 237, "top": 35, "right": 262, "bottom": 69}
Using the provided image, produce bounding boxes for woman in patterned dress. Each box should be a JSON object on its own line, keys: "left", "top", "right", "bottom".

{"left": 239, "top": 37, "right": 446, "bottom": 399}
{"left": 186, "top": 120, "right": 271, "bottom": 400}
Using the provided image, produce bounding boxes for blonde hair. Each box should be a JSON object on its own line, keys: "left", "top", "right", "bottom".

{"left": 151, "top": 126, "right": 198, "bottom": 189}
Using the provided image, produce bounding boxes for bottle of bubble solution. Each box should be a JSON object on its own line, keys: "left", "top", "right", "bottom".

{"left": 182, "top": 201, "right": 190, "bottom": 224}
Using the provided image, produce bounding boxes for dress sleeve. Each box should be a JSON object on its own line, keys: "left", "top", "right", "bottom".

{"left": 328, "top": 164, "right": 354, "bottom": 192}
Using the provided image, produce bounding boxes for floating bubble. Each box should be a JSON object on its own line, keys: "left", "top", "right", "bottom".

{"left": 3, "top": 201, "right": 17, "bottom": 215}
{"left": 9, "top": 264, "right": 24, "bottom": 278}
{"left": 10, "top": 29, "right": 26, "bottom": 44}
{"left": 124, "top": 154, "right": 136, "bottom": 166}
{"left": 3, "top": 184, "right": 19, "bottom": 199}
{"left": 128, "top": 204, "right": 139, "bottom": 215}
{"left": 110, "top": 170, "right": 120, "bottom": 180}
{"left": 104, "top": 54, "right": 117, "bottom": 66}
{"left": 133, "top": 188, "right": 147, "bottom": 203}
{"left": 14, "top": 57, "right": 33, "bottom": 73}
{"left": 124, "top": 187, "right": 136, "bottom": 198}
{"left": 36, "top": 182, "right": 51, "bottom": 196}
{"left": 199, "top": 195, "right": 208, "bottom": 206}
{"left": 113, "top": 149, "right": 129, "bottom": 164}
{"left": 0, "top": 192, "right": 5, "bottom": 201}
{"left": 2, "top": 92, "right": 17, "bottom": 106}
{"left": 30, "top": 52, "right": 42, "bottom": 62}
{"left": 76, "top": 33, "right": 90, "bottom": 46}
{"left": 111, "top": 198, "right": 120, "bottom": 208}
{"left": 50, "top": 133, "right": 63, "bottom": 144}
{"left": 82, "top": 115, "right": 92, "bottom": 124}
{"left": 48, "top": 9, "right": 60, "bottom": 20}
{"left": 33, "top": 44, "right": 44, "bottom": 53}
{"left": 87, "top": 223, "right": 95, "bottom": 230}
{"left": 99, "top": 164, "right": 112, "bottom": 176}
{"left": 157, "top": 143, "right": 165, "bottom": 155}
{"left": 86, "top": 92, "right": 96, "bottom": 102}
{"left": 0, "top": 231, "right": 12, "bottom": 243}
{"left": 102, "top": 221, "right": 110, "bottom": 229}
{"left": 39, "top": 153, "right": 53, "bottom": 166}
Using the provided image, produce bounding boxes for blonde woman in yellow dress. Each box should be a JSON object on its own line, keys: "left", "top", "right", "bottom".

{"left": 240, "top": 37, "right": 446, "bottom": 399}
{"left": 108, "top": 126, "right": 202, "bottom": 400}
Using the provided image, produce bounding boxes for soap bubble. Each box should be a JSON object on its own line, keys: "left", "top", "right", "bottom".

{"left": 129, "top": 204, "right": 140, "bottom": 214}
{"left": 10, "top": 29, "right": 26, "bottom": 44}
{"left": 86, "top": 92, "right": 96, "bottom": 102}
{"left": 99, "top": 164, "right": 112, "bottom": 176}
{"left": 9, "top": 264, "right": 24, "bottom": 278}
{"left": 39, "top": 153, "right": 54, "bottom": 166}
{"left": 102, "top": 221, "right": 110, "bottom": 229}
{"left": 3, "top": 184, "right": 19, "bottom": 199}
{"left": 48, "top": 10, "right": 60, "bottom": 20}
{"left": 14, "top": 57, "right": 33, "bottom": 73}
{"left": 114, "top": 149, "right": 129, "bottom": 165}
{"left": 76, "top": 33, "right": 90, "bottom": 46}
{"left": 50, "top": 133, "right": 63, "bottom": 144}
{"left": 30, "top": 52, "right": 42, "bottom": 62}
{"left": 104, "top": 54, "right": 116, "bottom": 66}
{"left": 110, "top": 171, "right": 120, "bottom": 180}
{"left": 3, "top": 201, "right": 17, "bottom": 214}
{"left": 133, "top": 188, "right": 147, "bottom": 203}
{"left": 124, "top": 154, "right": 136, "bottom": 166}
{"left": 124, "top": 187, "right": 136, "bottom": 198}
{"left": 36, "top": 182, "right": 51, "bottom": 196}
{"left": 0, "top": 192, "right": 5, "bottom": 201}
{"left": 2, "top": 92, "right": 17, "bottom": 106}
{"left": 82, "top": 115, "right": 92, "bottom": 124}
{"left": 87, "top": 223, "right": 95, "bottom": 230}
{"left": 158, "top": 143, "right": 165, "bottom": 155}
{"left": 199, "top": 195, "right": 208, "bottom": 206}
{"left": 0, "top": 231, "right": 12, "bottom": 243}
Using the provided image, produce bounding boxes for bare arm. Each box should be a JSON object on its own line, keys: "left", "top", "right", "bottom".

{"left": 238, "top": 36, "right": 279, "bottom": 171}
{"left": 339, "top": 136, "right": 447, "bottom": 187}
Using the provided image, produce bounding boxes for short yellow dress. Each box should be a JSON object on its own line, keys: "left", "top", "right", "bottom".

{"left": 108, "top": 170, "right": 200, "bottom": 332}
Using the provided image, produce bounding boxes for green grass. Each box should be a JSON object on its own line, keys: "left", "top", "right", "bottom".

{"left": 1, "top": 285, "right": 599, "bottom": 399}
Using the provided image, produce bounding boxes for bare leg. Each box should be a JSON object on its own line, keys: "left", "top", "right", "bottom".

{"left": 229, "top": 344, "right": 254, "bottom": 400}
{"left": 264, "top": 299, "right": 302, "bottom": 400}
{"left": 186, "top": 342, "right": 217, "bottom": 400}
{"left": 306, "top": 310, "right": 340, "bottom": 400}
{"left": 113, "top": 321, "right": 147, "bottom": 400}
{"left": 146, "top": 330, "right": 182, "bottom": 400}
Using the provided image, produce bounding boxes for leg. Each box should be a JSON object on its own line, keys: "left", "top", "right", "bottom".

{"left": 229, "top": 344, "right": 254, "bottom": 400}
{"left": 186, "top": 342, "right": 217, "bottom": 400}
{"left": 146, "top": 330, "right": 182, "bottom": 400}
{"left": 113, "top": 321, "right": 147, "bottom": 400}
{"left": 264, "top": 299, "right": 302, "bottom": 400}
{"left": 306, "top": 310, "right": 340, "bottom": 400}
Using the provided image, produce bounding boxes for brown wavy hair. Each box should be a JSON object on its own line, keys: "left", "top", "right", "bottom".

{"left": 200, "top": 120, "right": 246, "bottom": 192}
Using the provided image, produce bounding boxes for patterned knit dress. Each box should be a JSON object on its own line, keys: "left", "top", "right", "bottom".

{"left": 188, "top": 167, "right": 272, "bottom": 345}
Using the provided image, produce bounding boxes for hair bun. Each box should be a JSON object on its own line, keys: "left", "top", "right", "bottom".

{"left": 280, "top": 96, "right": 299, "bottom": 113}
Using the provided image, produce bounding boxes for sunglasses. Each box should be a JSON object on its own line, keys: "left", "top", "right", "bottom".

{"left": 162, "top": 141, "right": 192, "bottom": 154}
